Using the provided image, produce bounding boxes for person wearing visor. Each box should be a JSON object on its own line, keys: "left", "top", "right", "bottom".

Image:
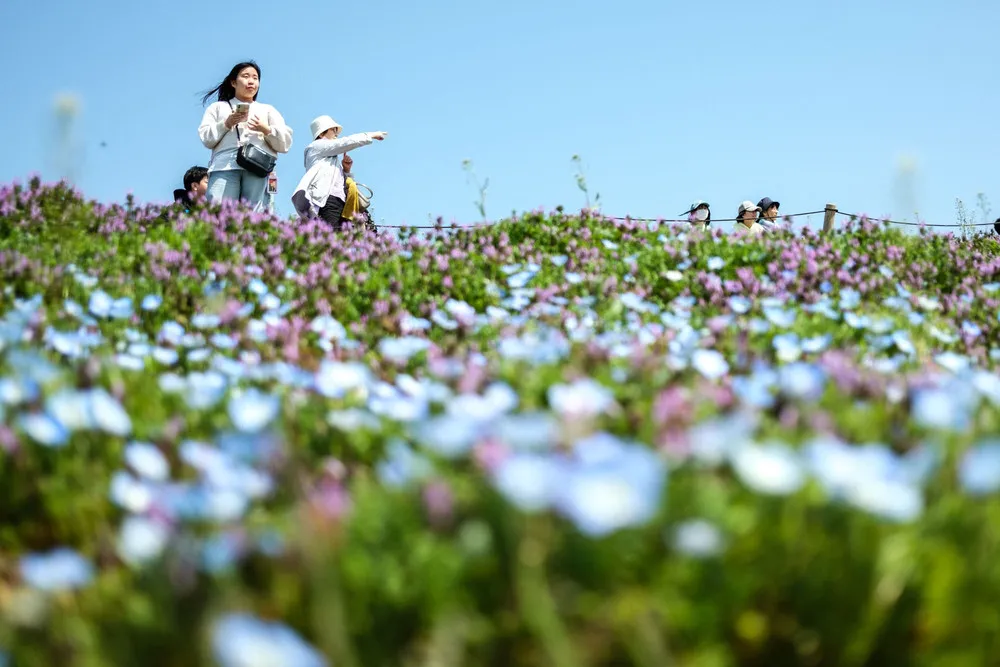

{"left": 682, "top": 200, "right": 711, "bottom": 230}
{"left": 757, "top": 197, "right": 781, "bottom": 232}
{"left": 734, "top": 200, "right": 764, "bottom": 237}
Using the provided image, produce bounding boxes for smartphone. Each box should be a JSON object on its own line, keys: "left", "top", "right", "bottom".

{"left": 236, "top": 102, "right": 250, "bottom": 114}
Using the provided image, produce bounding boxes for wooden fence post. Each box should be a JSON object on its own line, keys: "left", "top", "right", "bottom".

{"left": 823, "top": 203, "right": 837, "bottom": 233}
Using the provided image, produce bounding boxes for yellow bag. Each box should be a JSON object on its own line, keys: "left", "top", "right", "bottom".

{"left": 343, "top": 177, "right": 359, "bottom": 221}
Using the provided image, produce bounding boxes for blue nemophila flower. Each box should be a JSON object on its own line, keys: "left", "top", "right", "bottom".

{"left": 89, "top": 388, "right": 133, "bottom": 436}
{"left": 410, "top": 413, "right": 483, "bottom": 458}
{"left": 838, "top": 288, "right": 861, "bottom": 311}
{"left": 489, "top": 411, "right": 558, "bottom": 451}
{"left": 550, "top": 254, "right": 569, "bottom": 267}
{"left": 934, "top": 352, "right": 970, "bottom": 374}
{"left": 152, "top": 346, "right": 179, "bottom": 365}
{"left": 493, "top": 452, "right": 567, "bottom": 512}
{"left": 211, "top": 613, "right": 327, "bottom": 667}
{"left": 124, "top": 441, "right": 170, "bottom": 481}
{"left": 958, "top": 440, "right": 1000, "bottom": 495}
{"left": 706, "top": 256, "right": 725, "bottom": 271}
{"left": 778, "top": 362, "right": 826, "bottom": 401}
{"left": 18, "top": 412, "right": 69, "bottom": 447}
{"left": 0, "top": 376, "right": 40, "bottom": 405}
{"left": 315, "top": 361, "right": 372, "bottom": 398}
{"left": 117, "top": 516, "right": 171, "bottom": 566}
{"left": 730, "top": 441, "right": 805, "bottom": 496}
{"left": 109, "top": 296, "right": 133, "bottom": 319}
{"left": 201, "top": 532, "right": 245, "bottom": 574}
{"left": 601, "top": 239, "right": 619, "bottom": 250}
{"left": 801, "top": 334, "right": 831, "bottom": 353}
{"left": 687, "top": 413, "right": 757, "bottom": 466}
{"left": 368, "top": 390, "right": 429, "bottom": 422}
{"left": 259, "top": 293, "right": 282, "bottom": 311}
{"left": 772, "top": 333, "right": 802, "bottom": 363}
{"left": 377, "top": 440, "right": 433, "bottom": 488}
{"left": 690, "top": 349, "right": 729, "bottom": 381}
{"left": 445, "top": 298, "right": 477, "bottom": 324}
{"left": 915, "top": 295, "right": 940, "bottom": 311}
{"left": 728, "top": 295, "right": 752, "bottom": 314}
{"left": 868, "top": 317, "right": 894, "bottom": 335}
{"left": 763, "top": 306, "right": 797, "bottom": 329}
{"left": 192, "top": 313, "right": 222, "bottom": 330}
{"left": 400, "top": 313, "right": 432, "bottom": 333}
{"left": 731, "top": 369, "right": 777, "bottom": 409}
{"left": 327, "top": 408, "right": 381, "bottom": 432}
{"left": 843, "top": 312, "right": 869, "bottom": 329}
{"left": 160, "top": 483, "right": 250, "bottom": 523}
{"left": 115, "top": 354, "right": 145, "bottom": 370}
{"left": 430, "top": 309, "right": 459, "bottom": 330}
{"left": 109, "top": 470, "right": 154, "bottom": 513}
{"left": 671, "top": 519, "right": 724, "bottom": 558}
{"left": 248, "top": 277, "right": 268, "bottom": 296}
{"left": 890, "top": 330, "right": 916, "bottom": 356}
{"left": 159, "top": 321, "right": 186, "bottom": 345}
{"left": 558, "top": 434, "right": 666, "bottom": 537}
{"left": 88, "top": 289, "right": 113, "bottom": 317}
{"left": 379, "top": 336, "right": 431, "bottom": 363}
{"left": 927, "top": 325, "right": 958, "bottom": 344}
{"left": 20, "top": 548, "right": 94, "bottom": 592}
{"left": 564, "top": 272, "right": 585, "bottom": 285}
{"left": 619, "top": 292, "right": 657, "bottom": 314}
{"left": 971, "top": 371, "right": 1000, "bottom": 406}
{"left": 507, "top": 270, "right": 537, "bottom": 289}
{"left": 141, "top": 294, "right": 162, "bottom": 311}
{"left": 227, "top": 389, "right": 280, "bottom": 433}
{"left": 911, "top": 380, "right": 977, "bottom": 431}
{"left": 309, "top": 315, "right": 347, "bottom": 341}
{"left": 548, "top": 378, "right": 614, "bottom": 417}
{"left": 804, "top": 438, "right": 925, "bottom": 522}
{"left": 185, "top": 371, "right": 229, "bottom": 409}
{"left": 663, "top": 270, "right": 683, "bottom": 282}
{"left": 447, "top": 383, "right": 519, "bottom": 422}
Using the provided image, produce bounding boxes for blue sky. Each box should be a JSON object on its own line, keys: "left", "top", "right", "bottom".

{"left": 2, "top": 0, "right": 998, "bottom": 230}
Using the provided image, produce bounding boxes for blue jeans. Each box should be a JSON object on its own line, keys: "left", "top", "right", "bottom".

{"left": 207, "top": 169, "right": 268, "bottom": 211}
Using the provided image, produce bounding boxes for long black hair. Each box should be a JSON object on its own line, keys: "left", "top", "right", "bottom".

{"left": 201, "top": 61, "right": 261, "bottom": 105}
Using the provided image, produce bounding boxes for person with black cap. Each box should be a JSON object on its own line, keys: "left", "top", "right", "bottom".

{"left": 757, "top": 197, "right": 781, "bottom": 232}
{"left": 682, "top": 200, "right": 711, "bottom": 231}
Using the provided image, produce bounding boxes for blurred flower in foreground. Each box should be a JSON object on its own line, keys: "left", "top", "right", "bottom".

{"left": 730, "top": 442, "right": 805, "bottom": 496}
{"left": 20, "top": 548, "right": 94, "bottom": 592}
{"left": 958, "top": 440, "right": 1000, "bottom": 496}
{"left": 212, "top": 613, "right": 327, "bottom": 667}
{"left": 672, "top": 519, "right": 725, "bottom": 558}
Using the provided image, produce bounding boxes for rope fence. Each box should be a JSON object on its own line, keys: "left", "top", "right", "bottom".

{"left": 372, "top": 204, "right": 998, "bottom": 232}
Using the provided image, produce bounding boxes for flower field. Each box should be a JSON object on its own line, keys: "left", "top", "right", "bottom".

{"left": 2, "top": 177, "right": 1000, "bottom": 666}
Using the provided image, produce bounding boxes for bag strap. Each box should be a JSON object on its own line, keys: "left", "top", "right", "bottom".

{"left": 228, "top": 100, "right": 244, "bottom": 145}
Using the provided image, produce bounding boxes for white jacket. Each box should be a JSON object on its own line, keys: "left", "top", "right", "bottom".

{"left": 198, "top": 100, "right": 293, "bottom": 172}
{"left": 292, "top": 133, "right": 376, "bottom": 214}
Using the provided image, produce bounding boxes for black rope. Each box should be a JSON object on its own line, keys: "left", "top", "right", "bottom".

{"left": 836, "top": 211, "right": 998, "bottom": 229}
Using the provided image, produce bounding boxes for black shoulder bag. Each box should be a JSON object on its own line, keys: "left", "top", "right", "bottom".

{"left": 232, "top": 102, "right": 277, "bottom": 177}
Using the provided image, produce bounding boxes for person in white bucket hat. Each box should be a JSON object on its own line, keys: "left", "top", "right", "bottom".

{"left": 733, "top": 200, "right": 764, "bottom": 237}
{"left": 291, "top": 115, "right": 387, "bottom": 229}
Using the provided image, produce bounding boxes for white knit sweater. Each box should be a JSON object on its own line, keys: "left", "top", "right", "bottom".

{"left": 198, "top": 100, "right": 294, "bottom": 172}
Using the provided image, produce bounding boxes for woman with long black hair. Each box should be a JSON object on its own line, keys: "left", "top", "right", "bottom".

{"left": 198, "top": 61, "right": 293, "bottom": 211}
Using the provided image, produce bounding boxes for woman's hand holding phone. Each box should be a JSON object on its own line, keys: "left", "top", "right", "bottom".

{"left": 225, "top": 109, "right": 248, "bottom": 129}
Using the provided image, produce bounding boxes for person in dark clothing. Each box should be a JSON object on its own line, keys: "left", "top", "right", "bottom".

{"left": 994, "top": 217, "right": 1000, "bottom": 236}
{"left": 173, "top": 166, "right": 209, "bottom": 210}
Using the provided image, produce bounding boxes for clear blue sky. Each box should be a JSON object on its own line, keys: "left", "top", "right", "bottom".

{"left": 2, "top": 0, "right": 998, "bottom": 229}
